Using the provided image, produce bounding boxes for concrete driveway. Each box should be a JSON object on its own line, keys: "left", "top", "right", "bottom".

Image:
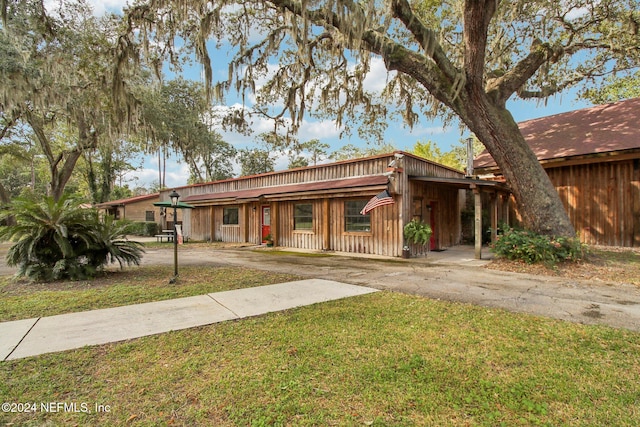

{"left": 2, "top": 242, "right": 640, "bottom": 332}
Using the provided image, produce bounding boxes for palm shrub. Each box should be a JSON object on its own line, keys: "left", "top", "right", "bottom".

{"left": 84, "top": 215, "right": 145, "bottom": 269}
{"left": 0, "top": 195, "right": 144, "bottom": 281}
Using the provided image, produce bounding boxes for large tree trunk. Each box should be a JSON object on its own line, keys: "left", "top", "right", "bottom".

{"left": 0, "top": 182, "right": 15, "bottom": 225}
{"left": 458, "top": 92, "right": 576, "bottom": 237}
{"left": 25, "top": 109, "right": 97, "bottom": 202}
{"left": 49, "top": 150, "right": 83, "bottom": 201}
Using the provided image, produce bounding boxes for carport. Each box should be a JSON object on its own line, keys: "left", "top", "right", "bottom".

{"left": 410, "top": 176, "right": 511, "bottom": 259}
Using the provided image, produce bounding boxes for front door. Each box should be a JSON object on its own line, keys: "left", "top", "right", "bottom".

{"left": 429, "top": 201, "right": 438, "bottom": 250}
{"left": 261, "top": 206, "right": 271, "bottom": 242}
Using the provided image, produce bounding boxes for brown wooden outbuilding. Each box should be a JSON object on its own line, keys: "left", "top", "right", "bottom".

{"left": 474, "top": 98, "right": 640, "bottom": 247}
{"left": 160, "top": 151, "right": 508, "bottom": 258}
{"left": 95, "top": 193, "right": 160, "bottom": 223}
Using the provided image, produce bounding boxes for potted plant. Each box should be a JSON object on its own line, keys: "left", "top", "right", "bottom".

{"left": 264, "top": 234, "right": 274, "bottom": 247}
{"left": 403, "top": 219, "right": 432, "bottom": 257}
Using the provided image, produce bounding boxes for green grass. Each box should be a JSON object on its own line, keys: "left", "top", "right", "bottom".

{"left": 0, "top": 266, "right": 300, "bottom": 321}
{"left": 2, "top": 290, "right": 640, "bottom": 426}
{"left": 2, "top": 253, "right": 640, "bottom": 425}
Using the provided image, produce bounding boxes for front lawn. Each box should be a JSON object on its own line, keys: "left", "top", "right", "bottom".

{"left": 0, "top": 265, "right": 300, "bottom": 321}
{"left": 1, "top": 282, "right": 639, "bottom": 425}
{"left": 1, "top": 251, "right": 639, "bottom": 425}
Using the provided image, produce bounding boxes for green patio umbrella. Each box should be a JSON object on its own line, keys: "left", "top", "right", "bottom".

{"left": 153, "top": 201, "right": 195, "bottom": 209}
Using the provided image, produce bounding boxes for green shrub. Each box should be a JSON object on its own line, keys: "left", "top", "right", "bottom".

{"left": 120, "top": 220, "right": 159, "bottom": 236}
{"left": 491, "top": 227, "right": 586, "bottom": 265}
{"left": 0, "top": 195, "right": 144, "bottom": 281}
{"left": 403, "top": 219, "right": 432, "bottom": 246}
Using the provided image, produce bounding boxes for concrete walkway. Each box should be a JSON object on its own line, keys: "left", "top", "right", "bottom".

{"left": 0, "top": 279, "right": 377, "bottom": 361}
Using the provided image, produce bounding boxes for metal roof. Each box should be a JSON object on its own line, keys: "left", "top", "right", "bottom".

{"left": 410, "top": 176, "right": 509, "bottom": 191}
{"left": 182, "top": 175, "right": 390, "bottom": 204}
{"left": 474, "top": 98, "right": 640, "bottom": 171}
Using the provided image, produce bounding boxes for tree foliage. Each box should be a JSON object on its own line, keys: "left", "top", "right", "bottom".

{"left": 81, "top": 138, "right": 141, "bottom": 204}
{"left": 238, "top": 148, "right": 275, "bottom": 176}
{"left": 330, "top": 143, "right": 398, "bottom": 161}
{"left": 119, "top": 0, "right": 640, "bottom": 237}
{"left": 0, "top": 0, "right": 141, "bottom": 201}
{"left": 256, "top": 132, "right": 329, "bottom": 169}
{"left": 581, "top": 70, "right": 640, "bottom": 104}
{"left": 137, "top": 78, "right": 236, "bottom": 184}
{"left": 412, "top": 140, "right": 461, "bottom": 170}
{"left": 411, "top": 137, "right": 484, "bottom": 171}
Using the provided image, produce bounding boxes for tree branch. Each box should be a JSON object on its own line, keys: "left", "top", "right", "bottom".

{"left": 463, "top": 0, "right": 496, "bottom": 88}
{"left": 390, "top": 0, "right": 458, "bottom": 82}
{"left": 486, "top": 40, "right": 563, "bottom": 105}
{"left": 24, "top": 108, "right": 55, "bottom": 165}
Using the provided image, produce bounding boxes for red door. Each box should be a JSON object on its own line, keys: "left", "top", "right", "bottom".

{"left": 429, "top": 202, "right": 437, "bottom": 250}
{"left": 261, "top": 206, "right": 271, "bottom": 242}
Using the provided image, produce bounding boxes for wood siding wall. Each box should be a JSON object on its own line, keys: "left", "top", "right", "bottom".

{"left": 105, "top": 200, "right": 159, "bottom": 223}
{"left": 164, "top": 152, "right": 467, "bottom": 255}
{"left": 278, "top": 201, "right": 324, "bottom": 251}
{"left": 190, "top": 207, "right": 211, "bottom": 241}
{"left": 546, "top": 159, "right": 640, "bottom": 247}
{"left": 409, "top": 181, "right": 463, "bottom": 249}
{"left": 172, "top": 156, "right": 392, "bottom": 197}
{"left": 403, "top": 156, "right": 464, "bottom": 251}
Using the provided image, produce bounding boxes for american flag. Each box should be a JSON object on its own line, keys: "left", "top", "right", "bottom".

{"left": 360, "top": 190, "right": 395, "bottom": 215}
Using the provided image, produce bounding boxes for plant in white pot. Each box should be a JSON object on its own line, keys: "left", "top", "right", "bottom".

{"left": 403, "top": 219, "right": 432, "bottom": 257}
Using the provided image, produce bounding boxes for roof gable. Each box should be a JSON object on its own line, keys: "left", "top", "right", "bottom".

{"left": 95, "top": 193, "right": 160, "bottom": 208}
{"left": 474, "top": 98, "right": 640, "bottom": 170}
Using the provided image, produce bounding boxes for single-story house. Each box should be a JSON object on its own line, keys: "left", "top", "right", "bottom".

{"left": 95, "top": 193, "right": 160, "bottom": 223}
{"left": 474, "top": 97, "right": 640, "bottom": 247}
{"left": 158, "top": 151, "right": 508, "bottom": 257}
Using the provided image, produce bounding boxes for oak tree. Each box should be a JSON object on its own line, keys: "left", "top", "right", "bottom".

{"left": 1, "top": 0, "right": 139, "bottom": 201}
{"left": 119, "top": 0, "right": 640, "bottom": 236}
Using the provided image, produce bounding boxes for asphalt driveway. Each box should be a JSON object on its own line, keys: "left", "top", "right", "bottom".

{"left": 2, "top": 242, "right": 640, "bottom": 332}
{"left": 136, "top": 244, "right": 640, "bottom": 332}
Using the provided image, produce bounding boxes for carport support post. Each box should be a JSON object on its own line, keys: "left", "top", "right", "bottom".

{"left": 490, "top": 191, "right": 498, "bottom": 244}
{"left": 472, "top": 185, "right": 482, "bottom": 259}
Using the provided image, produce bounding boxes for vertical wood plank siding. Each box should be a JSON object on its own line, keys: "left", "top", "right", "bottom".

{"left": 163, "top": 152, "right": 467, "bottom": 254}
{"left": 546, "top": 159, "right": 640, "bottom": 247}
{"left": 408, "top": 181, "right": 462, "bottom": 248}
{"left": 404, "top": 156, "right": 464, "bottom": 249}
{"left": 278, "top": 201, "right": 323, "bottom": 250}
{"left": 190, "top": 208, "right": 211, "bottom": 241}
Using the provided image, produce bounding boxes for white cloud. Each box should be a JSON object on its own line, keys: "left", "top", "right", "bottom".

{"left": 165, "top": 162, "right": 191, "bottom": 188}
{"left": 363, "top": 57, "right": 393, "bottom": 93}
{"left": 87, "top": 0, "right": 129, "bottom": 16}
{"left": 406, "top": 124, "right": 449, "bottom": 137}
{"left": 123, "top": 167, "right": 158, "bottom": 188}
{"left": 298, "top": 119, "right": 341, "bottom": 141}
{"left": 45, "top": 0, "right": 129, "bottom": 16}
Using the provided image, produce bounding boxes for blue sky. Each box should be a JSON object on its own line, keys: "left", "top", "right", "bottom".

{"left": 70, "top": 0, "right": 594, "bottom": 188}
{"left": 132, "top": 53, "right": 592, "bottom": 189}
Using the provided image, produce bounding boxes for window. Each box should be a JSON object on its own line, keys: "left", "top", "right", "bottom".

{"left": 145, "top": 211, "right": 155, "bottom": 222}
{"left": 345, "top": 200, "right": 370, "bottom": 232}
{"left": 294, "top": 203, "right": 313, "bottom": 230}
{"left": 223, "top": 207, "right": 239, "bottom": 225}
